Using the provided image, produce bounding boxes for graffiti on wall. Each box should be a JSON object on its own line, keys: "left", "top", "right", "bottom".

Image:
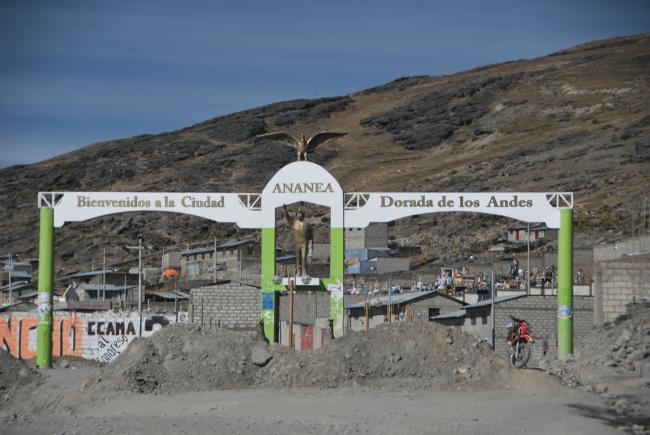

{"left": 0, "top": 312, "right": 186, "bottom": 362}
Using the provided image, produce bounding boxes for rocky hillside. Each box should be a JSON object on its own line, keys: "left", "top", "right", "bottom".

{"left": 1, "top": 34, "right": 649, "bottom": 278}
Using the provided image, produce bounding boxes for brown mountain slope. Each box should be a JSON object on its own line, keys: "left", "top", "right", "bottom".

{"left": 1, "top": 34, "right": 649, "bottom": 276}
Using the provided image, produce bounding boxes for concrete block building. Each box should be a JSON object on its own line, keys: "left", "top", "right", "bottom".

{"left": 344, "top": 223, "right": 388, "bottom": 250}
{"left": 181, "top": 240, "right": 259, "bottom": 281}
{"left": 345, "top": 290, "right": 466, "bottom": 331}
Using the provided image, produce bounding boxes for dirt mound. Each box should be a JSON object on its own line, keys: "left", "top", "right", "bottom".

{"left": 85, "top": 321, "right": 509, "bottom": 399}
{"left": 0, "top": 349, "right": 41, "bottom": 410}
{"left": 541, "top": 301, "right": 650, "bottom": 417}
{"left": 542, "top": 301, "right": 650, "bottom": 389}
{"left": 87, "top": 324, "right": 259, "bottom": 394}
{"left": 259, "top": 322, "right": 508, "bottom": 389}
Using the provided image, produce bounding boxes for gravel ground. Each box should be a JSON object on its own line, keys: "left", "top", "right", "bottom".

{"left": 0, "top": 373, "right": 632, "bottom": 435}
{"left": 2, "top": 307, "right": 649, "bottom": 434}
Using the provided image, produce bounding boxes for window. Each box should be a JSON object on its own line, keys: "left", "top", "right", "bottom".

{"left": 481, "top": 313, "right": 488, "bottom": 325}
{"left": 470, "top": 312, "right": 477, "bottom": 325}
{"left": 428, "top": 308, "right": 440, "bottom": 318}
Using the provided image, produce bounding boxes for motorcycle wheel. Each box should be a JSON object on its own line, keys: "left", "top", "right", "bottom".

{"left": 510, "top": 340, "right": 532, "bottom": 368}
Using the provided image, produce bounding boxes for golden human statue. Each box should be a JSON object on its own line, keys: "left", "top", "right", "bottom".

{"left": 256, "top": 131, "right": 347, "bottom": 162}
{"left": 284, "top": 204, "right": 312, "bottom": 276}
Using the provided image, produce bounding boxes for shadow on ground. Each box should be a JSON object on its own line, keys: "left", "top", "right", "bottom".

{"left": 566, "top": 403, "right": 650, "bottom": 433}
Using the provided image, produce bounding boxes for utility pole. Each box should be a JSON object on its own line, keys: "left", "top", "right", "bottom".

{"left": 491, "top": 268, "right": 496, "bottom": 350}
{"left": 8, "top": 251, "right": 12, "bottom": 304}
{"left": 288, "top": 278, "right": 294, "bottom": 349}
{"left": 174, "top": 279, "right": 178, "bottom": 322}
{"left": 102, "top": 247, "right": 106, "bottom": 301}
{"left": 527, "top": 222, "right": 531, "bottom": 296}
{"left": 127, "top": 235, "right": 145, "bottom": 337}
{"left": 213, "top": 237, "right": 217, "bottom": 283}
{"left": 388, "top": 273, "right": 392, "bottom": 323}
{"left": 541, "top": 244, "right": 546, "bottom": 297}
{"left": 239, "top": 247, "right": 243, "bottom": 282}
{"left": 364, "top": 297, "right": 369, "bottom": 332}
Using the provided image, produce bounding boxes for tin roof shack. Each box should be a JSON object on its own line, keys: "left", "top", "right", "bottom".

{"left": 146, "top": 290, "right": 190, "bottom": 314}
{"left": 181, "top": 240, "right": 259, "bottom": 281}
{"left": 60, "top": 270, "right": 140, "bottom": 308}
{"left": 0, "top": 261, "right": 33, "bottom": 286}
{"left": 0, "top": 281, "right": 38, "bottom": 305}
{"left": 430, "top": 293, "right": 527, "bottom": 344}
{"left": 345, "top": 290, "right": 466, "bottom": 332}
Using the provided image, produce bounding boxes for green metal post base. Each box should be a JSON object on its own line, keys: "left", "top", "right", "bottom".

{"left": 36, "top": 208, "right": 54, "bottom": 368}
{"left": 557, "top": 208, "right": 573, "bottom": 359}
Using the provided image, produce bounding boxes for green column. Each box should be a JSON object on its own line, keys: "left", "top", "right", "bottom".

{"left": 557, "top": 208, "right": 573, "bottom": 359}
{"left": 324, "top": 227, "right": 344, "bottom": 337}
{"left": 260, "top": 227, "right": 278, "bottom": 342}
{"left": 37, "top": 208, "right": 54, "bottom": 368}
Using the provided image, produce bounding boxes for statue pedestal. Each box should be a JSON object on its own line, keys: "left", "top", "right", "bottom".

{"left": 282, "top": 277, "right": 321, "bottom": 287}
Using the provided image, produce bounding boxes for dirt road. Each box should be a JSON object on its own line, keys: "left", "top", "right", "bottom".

{"left": 0, "top": 367, "right": 630, "bottom": 435}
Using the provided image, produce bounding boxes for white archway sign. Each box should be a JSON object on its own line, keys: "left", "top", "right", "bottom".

{"left": 35, "top": 161, "right": 575, "bottom": 364}
{"left": 344, "top": 192, "right": 572, "bottom": 229}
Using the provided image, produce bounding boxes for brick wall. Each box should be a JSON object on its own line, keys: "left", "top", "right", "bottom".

{"left": 191, "top": 282, "right": 261, "bottom": 330}
{"left": 494, "top": 295, "right": 594, "bottom": 365}
{"left": 279, "top": 291, "right": 330, "bottom": 323}
{"left": 593, "top": 257, "right": 650, "bottom": 324}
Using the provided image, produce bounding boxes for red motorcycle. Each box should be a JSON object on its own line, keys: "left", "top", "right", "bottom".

{"left": 505, "top": 316, "right": 534, "bottom": 368}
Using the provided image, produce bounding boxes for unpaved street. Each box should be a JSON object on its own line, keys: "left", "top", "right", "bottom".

{"left": 0, "top": 367, "right": 629, "bottom": 435}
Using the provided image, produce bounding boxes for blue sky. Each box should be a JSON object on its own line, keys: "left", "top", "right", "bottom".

{"left": 1, "top": 0, "right": 648, "bottom": 168}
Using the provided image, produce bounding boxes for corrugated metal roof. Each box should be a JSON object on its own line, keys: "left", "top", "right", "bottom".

{"left": 0, "top": 302, "right": 22, "bottom": 312}
{"left": 507, "top": 223, "right": 549, "bottom": 231}
{"left": 80, "top": 283, "right": 137, "bottom": 292}
{"left": 464, "top": 292, "right": 526, "bottom": 309}
{"left": 429, "top": 293, "right": 527, "bottom": 320}
{"left": 18, "top": 291, "right": 38, "bottom": 300}
{"left": 2, "top": 271, "right": 32, "bottom": 280}
{"left": 0, "top": 281, "right": 35, "bottom": 292}
{"left": 345, "top": 290, "right": 439, "bottom": 309}
{"left": 62, "top": 270, "right": 137, "bottom": 280}
{"left": 181, "top": 247, "right": 213, "bottom": 256}
{"left": 148, "top": 291, "right": 190, "bottom": 300}
{"left": 218, "top": 240, "right": 254, "bottom": 249}
{"left": 430, "top": 309, "right": 467, "bottom": 320}
{"left": 181, "top": 240, "right": 254, "bottom": 256}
